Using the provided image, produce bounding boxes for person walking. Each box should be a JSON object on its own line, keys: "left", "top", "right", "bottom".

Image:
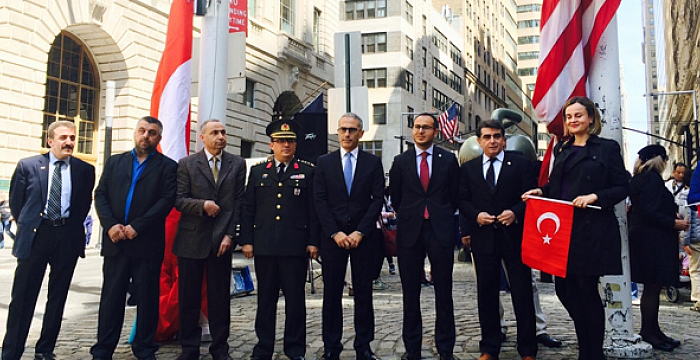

{"left": 240, "top": 119, "right": 319, "bottom": 360}
{"left": 629, "top": 145, "right": 687, "bottom": 351}
{"left": 90, "top": 116, "right": 178, "bottom": 360}
{"left": 389, "top": 113, "right": 460, "bottom": 360}
{"left": 2, "top": 121, "right": 95, "bottom": 360}
{"left": 172, "top": 119, "right": 246, "bottom": 360}
{"left": 0, "top": 194, "right": 15, "bottom": 249}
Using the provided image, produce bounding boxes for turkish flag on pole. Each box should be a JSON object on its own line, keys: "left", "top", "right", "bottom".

{"left": 150, "top": 0, "right": 193, "bottom": 341}
{"left": 522, "top": 196, "right": 574, "bottom": 278}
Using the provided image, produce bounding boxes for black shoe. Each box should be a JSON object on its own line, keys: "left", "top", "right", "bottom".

{"left": 357, "top": 350, "right": 380, "bottom": 360}
{"left": 322, "top": 352, "right": 340, "bottom": 360}
{"left": 660, "top": 334, "right": 681, "bottom": 348}
{"left": 35, "top": 354, "right": 56, "bottom": 360}
{"left": 536, "top": 333, "right": 563, "bottom": 348}
{"left": 400, "top": 352, "right": 420, "bottom": 360}
{"left": 641, "top": 335, "right": 674, "bottom": 352}
{"left": 500, "top": 332, "right": 507, "bottom": 343}
{"left": 438, "top": 353, "right": 454, "bottom": 360}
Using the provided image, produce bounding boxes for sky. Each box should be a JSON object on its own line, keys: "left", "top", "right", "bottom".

{"left": 617, "top": 0, "right": 649, "bottom": 167}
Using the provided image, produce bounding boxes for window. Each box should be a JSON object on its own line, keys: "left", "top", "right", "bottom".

{"left": 432, "top": 89, "right": 449, "bottom": 111}
{"left": 244, "top": 79, "right": 256, "bottom": 108}
{"left": 650, "top": 18, "right": 654, "bottom": 25}
{"left": 363, "top": 68, "right": 387, "bottom": 88}
{"left": 433, "top": 58, "right": 449, "bottom": 84}
{"left": 650, "top": 28, "right": 655, "bottom": 36}
{"left": 518, "top": 19, "right": 540, "bottom": 29}
{"left": 407, "top": 106, "right": 414, "bottom": 127}
{"left": 345, "top": 0, "right": 387, "bottom": 20}
{"left": 527, "top": 84, "right": 535, "bottom": 92}
{"left": 359, "top": 141, "right": 383, "bottom": 157}
{"left": 240, "top": 140, "right": 253, "bottom": 158}
{"left": 362, "top": 33, "right": 387, "bottom": 53}
{"left": 518, "top": 67, "right": 538, "bottom": 76}
{"left": 654, "top": 115, "right": 659, "bottom": 122}
{"left": 405, "top": 1, "right": 413, "bottom": 24}
{"left": 652, "top": 59, "right": 656, "bottom": 67}
{"left": 42, "top": 32, "right": 99, "bottom": 155}
{"left": 280, "top": 0, "right": 295, "bottom": 34}
{"left": 649, "top": 6, "right": 653, "bottom": 13}
{"left": 422, "top": 15, "right": 427, "bottom": 36}
{"left": 518, "top": 35, "right": 539, "bottom": 45}
{"left": 652, "top": 71, "right": 657, "bottom": 78}
{"left": 450, "top": 43, "right": 462, "bottom": 65}
{"left": 651, "top": 50, "right": 656, "bottom": 57}
{"left": 433, "top": 29, "right": 448, "bottom": 53}
{"left": 517, "top": 4, "right": 541, "bottom": 12}
{"left": 248, "top": 0, "right": 256, "bottom": 18}
{"left": 450, "top": 71, "right": 462, "bottom": 93}
{"left": 406, "top": 36, "right": 414, "bottom": 59}
{"left": 373, "top": 104, "right": 387, "bottom": 124}
{"left": 422, "top": 47, "right": 427, "bottom": 67}
{"left": 518, "top": 51, "right": 539, "bottom": 61}
{"left": 312, "top": 8, "right": 321, "bottom": 52}
{"left": 421, "top": 81, "right": 427, "bottom": 100}
{"left": 404, "top": 71, "right": 414, "bottom": 93}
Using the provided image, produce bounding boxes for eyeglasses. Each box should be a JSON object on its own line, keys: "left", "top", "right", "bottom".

{"left": 272, "top": 139, "right": 296, "bottom": 144}
{"left": 413, "top": 125, "right": 434, "bottom": 132}
{"left": 337, "top": 127, "right": 360, "bottom": 134}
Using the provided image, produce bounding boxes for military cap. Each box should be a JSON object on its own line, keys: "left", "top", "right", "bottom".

{"left": 266, "top": 119, "right": 300, "bottom": 139}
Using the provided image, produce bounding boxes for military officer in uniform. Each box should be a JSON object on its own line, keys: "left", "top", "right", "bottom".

{"left": 240, "top": 119, "right": 319, "bottom": 360}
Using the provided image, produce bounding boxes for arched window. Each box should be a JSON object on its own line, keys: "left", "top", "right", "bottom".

{"left": 42, "top": 32, "right": 99, "bottom": 156}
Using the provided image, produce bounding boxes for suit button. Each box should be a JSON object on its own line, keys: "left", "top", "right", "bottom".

{"left": 253, "top": 224, "right": 257, "bottom": 228}
{"left": 279, "top": 182, "right": 283, "bottom": 187}
{"left": 33, "top": 228, "right": 36, "bottom": 232}
{"left": 276, "top": 205, "right": 281, "bottom": 209}
{"left": 276, "top": 216, "right": 280, "bottom": 221}
{"left": 40, "top": 213, "right": 43, "bottom": 217}
{"left": 278, "top": 194, "right": 282, "bottom": 198}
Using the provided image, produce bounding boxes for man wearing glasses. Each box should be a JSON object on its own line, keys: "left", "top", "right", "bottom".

{"left": 388, "top": 113, "right": 460, "bottom": 360}
{"left": 240, "top": 119, "right": 319, "bottom": 360}
{"left": 314, "top": 113, "right": 385, "bottom": 360}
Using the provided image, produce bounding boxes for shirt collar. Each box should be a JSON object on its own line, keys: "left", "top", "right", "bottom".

{"left": 48, "top": 152, "right": 70, "bottom": 166}
{"left": 341, "top": 147, "right": 359, "bottom": 158}
{"left": 204, "top": 148, "right": 221, "bottom": 162}
{"left": 131, "top": 148, "right": 156, "bottom": 163}
{"left": 415, "top": 144, "right": 434, "bottom": 157}
{"left": 274, "top": 157, "right": 292, "bottom": 169}
{"left": 482, "top": 150, "right": 505, "bottom": 165}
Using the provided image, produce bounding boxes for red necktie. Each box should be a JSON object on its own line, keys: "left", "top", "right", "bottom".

{"left": 420, "top": 152, "right": 430, "bottom": 218}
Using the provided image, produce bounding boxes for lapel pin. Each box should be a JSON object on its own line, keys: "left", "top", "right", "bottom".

{"left": 507, "top": 161, "right": 511, "bottom": 165}
{"left": 40, "top": 166, "right": 46, "bottom": 170}
{"left": 262, "top": 174, "right": 268, "bottom": 179}
{"left": 438, "top": 153, "right": 442, "bottom": 158}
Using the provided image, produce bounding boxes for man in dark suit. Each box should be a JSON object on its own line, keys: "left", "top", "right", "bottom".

{"left": 240, "top": 119, "right": 319, "bottom": 360}
{"left": 388, "top": 113, "right": 459, "bottom": 360}
{"left": 172, "top": 119, "right": 246, "bottom": 360}
{"left": 314, "top": 113, "right": 384, "bottom": 360}
{"left": 458, "top": 120, "right": 537, "bottom": 360}
{"left": 2, "top": 121, "right": 95, "bottom": 360}
{"left": 90, "top": 116, "right": 177, "bottom": 360}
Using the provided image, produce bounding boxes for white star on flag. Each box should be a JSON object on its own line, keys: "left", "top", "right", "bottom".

{"left": 542, "top": 234, "right": 552, "bottom": 245}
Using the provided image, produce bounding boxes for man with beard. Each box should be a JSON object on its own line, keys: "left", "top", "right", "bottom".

{"left": 2, "top": 121, "right": 95, "bottom": 360}
{"left": 90, "top": 116, "right": 178, "bottom": 360}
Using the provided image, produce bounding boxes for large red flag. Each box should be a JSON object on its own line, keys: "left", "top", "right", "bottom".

{"left": 522, "top": 196, "right": 574, "bottom": 278}
{"left": 150, "top": 0, "right": 193, "bottom": 341}
{"left": 532, "top": 0, "right": 621, "bottom": 185}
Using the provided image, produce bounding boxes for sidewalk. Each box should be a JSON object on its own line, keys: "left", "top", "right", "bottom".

{"left": 1, "top": 247, "right": 698, "bottom": 360}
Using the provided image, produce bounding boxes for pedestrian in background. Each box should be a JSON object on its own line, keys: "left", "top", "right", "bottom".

{"left": 683, "top": 167, "right": 700, "bottom": 312}
{"left": 2, "top": 121, "right": 95, "bottom": 360}
{"left": 0, "top": 193, "right": 15, "bottom": 249}
{"left": 523, "top": 96, "right": 629, "bottom": 360}
{"left": 629, "top": 145, "right": 688, "bottom": 352}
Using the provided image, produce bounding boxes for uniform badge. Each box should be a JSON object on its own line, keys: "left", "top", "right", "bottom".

{"left": 290, "top": 174, "right": 305, "bottom": 179}
{"left": 281, "top": 123, "right": 291, "bottom": 131}
{"left": 294, "top": 163, "right": 299, "bottom": 170}
{"left": 294, "top": 188, "right": 301, "bottom": 196}
{"left": 262, "top": 174, "right": 268, "bottom": 179}
{"left": 266, "top": 162, "right": 272, "bottom": 169}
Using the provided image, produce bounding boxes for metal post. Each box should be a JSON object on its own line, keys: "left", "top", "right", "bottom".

{"left": 345, "top": 34, "right": 351, "bottom": 113}
{"left": 104, "top": 81, "right": 115, "bottom": 161}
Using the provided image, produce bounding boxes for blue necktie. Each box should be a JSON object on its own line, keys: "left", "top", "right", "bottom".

{"left": 344, "top": 153, "right": 353, "bottom": 195}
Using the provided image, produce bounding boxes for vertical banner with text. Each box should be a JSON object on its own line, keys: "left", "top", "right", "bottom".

{"left": 229, "top": 0, "right": 248, "bottom": 35}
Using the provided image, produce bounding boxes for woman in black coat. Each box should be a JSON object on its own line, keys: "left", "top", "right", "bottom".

{"left": 523, "top": 96, "right": 629, "bottom": 360}
{"left": 629, "top": 145, "right": 688, "bottom": 351}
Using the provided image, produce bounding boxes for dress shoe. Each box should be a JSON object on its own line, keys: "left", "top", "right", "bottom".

{"left": 358, "top": 350, "right": 380, "bottom": 360}
{"left": 478, "top": 354, "right": 495, "bottom": 360}
{"left": 400, "top": 352, "right": 420, "bottom": 360}
{"left": 641, "top": 334, "right": 674, "bottom": 352}
{"left": 660, "top": 334, "right": 681, "bottom": 348}
{"left": 438, "top": 353, "right": 454, "bottom": 360}
{"left": 35, "top": 354, "right": 56, "bottom": 360}
{"left": 536, "top": 333, "right": 563, "bottom": 348}
{"left": 322, "top": 352, "right": 340, "bottom": 360}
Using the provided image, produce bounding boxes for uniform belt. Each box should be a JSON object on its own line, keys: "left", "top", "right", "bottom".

{"left": 41, "top": 218, "right": 67, "bottom": 227}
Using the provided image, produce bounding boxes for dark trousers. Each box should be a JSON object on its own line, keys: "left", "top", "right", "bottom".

{"left": 252, "top": 255, "right": 307, "bottom": 359}
{"left": 472, "top": 236, "right": 537, "bottom": 358}
{"left": 1, "top": 223, "right": 79, "bottom": 360}
{"left": 371, "top": 228, "right": 386, "bottom": 279}
{"left": 397, "top": 220, "right": 455, "bottom": 357}
{"left": 177, "top": 251, "right": 232, "bottom": 360}
{"left": 321, "top": 234, "right": 377, "bottom": 355}
{"left": 90, "top": 252, "right": 162, "bottom": 359}
{"left": 556, "top": 275, "right": 605, "bottom": 360}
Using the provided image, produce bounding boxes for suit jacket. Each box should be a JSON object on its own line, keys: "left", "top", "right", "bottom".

{"left": 172, "top": 150, "right": 246, "bottom": 259}
{"left": 94, "top": 151, "right": 178, "bottom": 259}
{"left": 239, "top": 157, "right": 319, "bottom": 256}
{"left": 541, "top": 135, "right": 629, "bottom": 276}
{"left": 314, "top": 149, "right": 384, "bottom": 247}
{"left": 459, "top": 152, "right": 536, "bottom": 255}
{"left": 9, "top": 153, "right": 95, "bottom": 259}
{"left": 389, "top": 146, "right": 459, "bottom": 248}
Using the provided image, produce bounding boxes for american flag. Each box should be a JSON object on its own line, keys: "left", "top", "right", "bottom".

{"left": 438, "top": 103, "right": 459, "bottom": 143}
{"left": 532, "top": 0, "right": 621, "bottom": 185}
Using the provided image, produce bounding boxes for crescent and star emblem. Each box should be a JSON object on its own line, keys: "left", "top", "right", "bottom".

{"left": 536, "top": 212, "right": 561, "bottom": 245}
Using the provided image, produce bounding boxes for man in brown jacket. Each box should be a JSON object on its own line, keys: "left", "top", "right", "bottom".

{"left": 172, "top": 119, "right": 246, "bottom": 360}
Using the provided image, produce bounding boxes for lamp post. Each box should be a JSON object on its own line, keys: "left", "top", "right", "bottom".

{"left": 104, "top": 81, "right": 115, "bottom": 161}
{"left": 396, "top": 111, "right": 440, "bottom": 154}
{"left": 644, "top": 90, "right": 698, "bottom": 162}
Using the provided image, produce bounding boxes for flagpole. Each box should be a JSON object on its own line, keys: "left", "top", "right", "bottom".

{"left": 589, "top": 14, "right": 653, "bottom": 359}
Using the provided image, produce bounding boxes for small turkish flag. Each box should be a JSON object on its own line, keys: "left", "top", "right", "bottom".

{"left": 522, "top": 196, "right": 574, "bottom": 278}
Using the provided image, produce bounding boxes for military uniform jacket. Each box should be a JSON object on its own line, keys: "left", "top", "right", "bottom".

{"left": 240, "top": 157, "right": 320, "bottom": 256}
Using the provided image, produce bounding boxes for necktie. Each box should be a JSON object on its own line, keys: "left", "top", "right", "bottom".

{"left": 486, "top": 158, "right": 496, "bottom": 192}
{"left": 47, "top": 160, "right": 64, "bottom": 220}
{"left": 212, "top": 157, "right": 219, "bottom": 182}
{"left": 344, "top": 153, "right": 353, "bottom": 195}
{"left": 420, "top": 152, "right": 430, "bottom": 218}
{"left": 278, "top": 162, "right": 286, "bottom": 178}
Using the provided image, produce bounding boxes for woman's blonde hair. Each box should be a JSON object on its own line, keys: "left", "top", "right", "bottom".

{"left": 562, "top": 96, "right": 602, "bottom": 136}
{"left": 633, "top": 155, "right": 666, "bottom": 175}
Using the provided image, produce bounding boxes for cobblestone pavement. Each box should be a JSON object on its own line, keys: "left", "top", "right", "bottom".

{"left": 1, "top": 248, "right": 699, "bottom": 360}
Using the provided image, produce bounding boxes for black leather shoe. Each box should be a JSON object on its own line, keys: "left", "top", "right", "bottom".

{"left": 35, "top": 354, "right": 56, "bottom": 360}
{"left": 641, "top": 335, "right": 674, "bottom": 352}
{"left": 400, "top": 352, "right": 420, "bottom": 360}
{"left": 322, "top": 352, "right": 340, "bottom": 360}
{"left": 536, "top": 333, "right": 563, "bottom": 348}
{"left": 661, "top": 334, "right": 681, "bottom": 348}
{"left": 438, "top": 353, "right": 454, "bottom": 360}
{"left": 358, "top": 350, "right": 380, "bottom": 360}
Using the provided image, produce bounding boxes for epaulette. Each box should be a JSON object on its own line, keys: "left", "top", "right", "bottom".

{"left": 253, "top": 159, "right": 271, "bottom": 167}
{"left": 297, "top": 159, "right": 315, "bottom": 167}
